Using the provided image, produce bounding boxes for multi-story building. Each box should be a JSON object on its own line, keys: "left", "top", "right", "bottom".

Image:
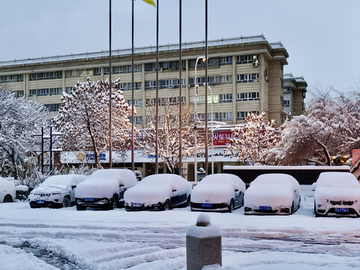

{"left": 0, "top": 35, "right": 307, "bottom": 178}
{"left": 283, "top": 73, "right": 307, "bottom": 116}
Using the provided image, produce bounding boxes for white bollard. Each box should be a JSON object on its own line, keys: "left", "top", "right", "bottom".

{"left": 186, "top": 213, "right": 222, "bottom": 270}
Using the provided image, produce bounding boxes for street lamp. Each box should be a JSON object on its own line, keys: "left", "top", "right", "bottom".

{"left": 207, "top": 85, "right": 214, "bottom": 174}
{"left": 194, "top": 55, "right": 206, "bottom": 182}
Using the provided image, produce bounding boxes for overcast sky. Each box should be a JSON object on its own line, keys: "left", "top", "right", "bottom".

{"left": 1, "top": 0, "right": 359, "bottom": 97}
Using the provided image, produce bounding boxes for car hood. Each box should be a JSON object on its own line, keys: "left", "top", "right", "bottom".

{"left": 244, "top": 184, "right": 294, "bottom": 207}
{"left": 76, "top": 178, "right": 119, "bottom": 199}
{"left": 124, "top": 184, "right": 172, "bottom": 206}
{"left": 191, "top": 184, "right": 234, "bottom": 204}
{"left": 315, "top": 186, "right": 360, "bottom": 201}
{"left": 31, "top": 185, "right": 68, "bottom": 194}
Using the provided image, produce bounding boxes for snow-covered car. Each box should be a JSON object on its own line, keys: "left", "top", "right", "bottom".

{"left": 244, "top": 173, "right": 301, "bottom": 215}
{"left": 76, "top": 169, "right": 137, "bottom": 211}
{"left": 312, "top": 172, "right": 360, "bottom": 217}
{"left": 0, "top": 177, "right": 16, "bottom": 203}
{"left": 29, "top": 174, "right": 87, "bottom": 208}
{"left": 124, "top": 174, "right": 192, "bottom": 211}
{"left": 190, "top": 173, "right": 245, "bottom": 212}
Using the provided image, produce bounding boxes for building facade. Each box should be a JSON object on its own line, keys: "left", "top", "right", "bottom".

{"left": 0, "top": 35, "right": 307, "bottom": 179}
{"left": 283, "top": 73, "right": 307, "bottom": 116}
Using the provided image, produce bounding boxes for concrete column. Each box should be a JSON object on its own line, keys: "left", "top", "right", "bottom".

{"left": 186, "top": 214, "right": 222, "bottom": 270}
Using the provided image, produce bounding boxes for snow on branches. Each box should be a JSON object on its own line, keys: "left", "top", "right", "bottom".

{"left": 0, "top": 88, "right": 48, "bottom": 179}
{"left": 53, "top": 79, "right": 134, "bottom": 168}
{"left": 136, "top": 103, "right": 197, "bottom": 173}
{"left": 225, "top": 112, "right": 279, "bottom": 165}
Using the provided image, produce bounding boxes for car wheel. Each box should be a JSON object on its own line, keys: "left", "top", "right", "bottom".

{"left": 3, "top": 195, "right": 13, "bottom": 203}
{"left": 163, "top": 199, "right": 170, "bottom": 211}
{"left": 76, "top": 205, "right": 86, "bottom": 211}
{"left": 228, "top": 199, "right": 234, "bottom": 213}
{"left": 187, "top": 195, "right": 191, "bottom": 207}
{"left": 111, "top": 195, "right": 118, "bottom": 209}
{"left": 62, "top": 197, "right": 71, "bottom": 208}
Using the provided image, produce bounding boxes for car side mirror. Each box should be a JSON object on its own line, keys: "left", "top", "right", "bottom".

{"left": 120, "top": 184, "right": 124, "bottom": 187}
{"left": 234, "top": 188, "right": 239, "bottom": 192}
{"left": 71, "top": 184, "right": 76, "bottom": 189}
{"left": 172, "top": 189, "right": 177, "bottom": 192}
{"left": 311, "top": 183, "right": 317, "bottom": 191}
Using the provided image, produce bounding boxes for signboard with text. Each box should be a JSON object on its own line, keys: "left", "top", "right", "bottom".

{"left": 213, "top": 131, "right": 232, "bottom": 146}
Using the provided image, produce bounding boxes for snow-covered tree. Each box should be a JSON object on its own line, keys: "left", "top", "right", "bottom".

{"left": 136, "top": 102, "right": 199, "bottom": 173}
{"left": 225, "top": 112, "right": 279, "bottom": 165}
{"left": 53, "top": 79, "right": 134, "bottom": 168}
{"left": 0, "top": 88, "right": 49, "bottom": 179}
{"left": 264, "top": 95, "right": 358, "bottom": 165}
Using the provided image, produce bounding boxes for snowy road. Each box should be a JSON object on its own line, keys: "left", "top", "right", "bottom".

{"left": 1, "top": 186, "right": 360, "bottom": 269}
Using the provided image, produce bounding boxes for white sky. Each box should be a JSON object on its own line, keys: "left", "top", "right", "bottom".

{"left": 1, "top": 0, "right": 360, "bottom": 96}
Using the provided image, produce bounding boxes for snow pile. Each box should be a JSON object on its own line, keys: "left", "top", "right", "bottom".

{"left": 0, "top": 177, "right": 16, "bottom": 202}
{"left": 124, "top": 174, "right": 191, "bottom": 206}
{"left": 15, "top": 185, "right": 29, "bottom": 192}
{"left": 187, "top": 214, "right": 221, "bottom": 238}
{"left": 192, "top": 174, "right": 245, "bottom": 204}
{"left": 76, "top": 169, "right": 137, "bottom": 199}
{"left": 244, "top": 174, "right": 299, "bottom": 207}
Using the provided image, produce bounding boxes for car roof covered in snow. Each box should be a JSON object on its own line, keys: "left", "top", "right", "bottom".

{"left": 316, "top": 172, "right": 360, "bottom": 188}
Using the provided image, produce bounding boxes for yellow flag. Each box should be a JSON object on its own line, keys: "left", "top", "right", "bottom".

{"left": 142, "top": 0, "right": 155, "bottom": 7}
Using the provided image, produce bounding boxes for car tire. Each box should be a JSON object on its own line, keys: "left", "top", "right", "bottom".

{"left": 76, "top": 205, "right": 86, "bottom": 211}
{"left": 62, "top": 197, "right": 71, "bottom": 208}
{"left": 110, "top": 195, "right": 118, "bottom": 210}
{"left": 228, "top": 199, "right": 234, "bottom": 213}
{"left": 163, "top": 199, "right": 170, "bottom": 211}
{"left": 3, "top": 195, "right": 13, "bottom": 203}
{"left": 187, "top": 195, "right": 191, "bottom": 207}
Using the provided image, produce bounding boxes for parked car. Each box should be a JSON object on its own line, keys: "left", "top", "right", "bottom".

{"left": 124, "top": 174, "right": 192, "bottom": 211}
{"left": 76, "top": 169, "right": 137, "bottom": 211}
{"left": 29, "top": 174, "right": 87, "bottom": 208}
{"left": 16, "top": 185, "right": 29, "bottom": 201}
{"left": 190, "top": 173, "right": 245, "bottom": 212}
{"left": 244, "top": 173, "right": 301, "bottom": 215}
{"left": 0, "top": 177, "right": 16, "bottom": 203}
{"left": 312, "top": 172, "right": 360, "bottom": 217}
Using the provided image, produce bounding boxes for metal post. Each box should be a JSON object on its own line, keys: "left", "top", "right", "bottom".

{"left": 179, "top": 0, "right": 182, "bottom": 176}
{"left": 207, "top": 86, "right": 214, "bottom": 174}
{"left": 41, "top": 127, "right": 44, "bottom": 174}
{"left": 204, "top": 0, "right": 209, "bottom": 175}
{"left": 131, "top": 0, "right": 135, "bottom": 172}
{"left": 155, "top": 0, "right": 159, "bottom": 174}
{"left": 109, "top": 0, "right": 112, "bottom": 168}
{"left": 50, "top": 126, "right": 53, "bottom": 172}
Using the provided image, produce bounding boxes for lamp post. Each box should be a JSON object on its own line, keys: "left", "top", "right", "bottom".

{"left": 194, "top": 55, "right": 205, "bottom": 182}
{"left": 207, "top": 85, "right": 214, "bottom": 174}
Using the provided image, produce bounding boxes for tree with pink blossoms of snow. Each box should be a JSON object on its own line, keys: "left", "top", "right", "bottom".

{"left": 53, "top": 79, "right": 134, "bottom": 168}
{"left": 225, "top": 112, "right": 279, "bottom": 165}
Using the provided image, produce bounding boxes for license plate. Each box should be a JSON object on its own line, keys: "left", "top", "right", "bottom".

{"left": 84, "top": 198, "right": 94, "bottom": 202}
{"left": 36, "top": 200, "right": 45, "bottom": 204}
{"left": 335, "top": 208, "right": 349, "bottom": 213}
{"left": 132, "top": 203, "right": 143, "bottom": 207}
{"left": 259, "top": 206, "right": 272, "bottom": 211}
{"left": 201, "top": 203, "right": 212, "bottom": 208}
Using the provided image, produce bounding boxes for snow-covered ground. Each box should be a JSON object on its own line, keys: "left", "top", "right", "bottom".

{"left": 1, "top": 186, "right": 360, "bottom": 270}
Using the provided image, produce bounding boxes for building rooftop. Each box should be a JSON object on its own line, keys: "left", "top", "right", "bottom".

{"left": 0, "top": 34, "right": 284, "bottom": 67}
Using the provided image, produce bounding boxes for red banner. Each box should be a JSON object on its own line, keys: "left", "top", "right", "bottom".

{"left": 213, "top": 131, "right": 232, "bottom": 146}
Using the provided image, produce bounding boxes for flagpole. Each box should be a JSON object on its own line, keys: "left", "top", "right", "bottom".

{"left": 131, "top": 0, "right": 135, "bottom": 172}
{"left": 109, "top": 0, "right": 112, "bottom": 169}
{"left": 155, "top": 0, "right": 159, "bottom": 174}
{"left": 178, "top": 0, "right": 182, "bottom": 176}
{"left": 204, "top": 0, "right": 209, "bottom": 175}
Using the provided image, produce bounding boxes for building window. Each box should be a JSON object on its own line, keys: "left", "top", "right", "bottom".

{"left": 37, "top": 89, "right": 49, "bottom": 96}
{"left": 50, "top": 71, "right": 62, "bottom": 79}
{"left": 237, "top": 73, "right": 259, "bottom": 83}
{"left": 127, "top": 64, "right": 142, "bottom": 73}
{"left": 127, "top": 82, "right": 142, "bottom": 90}
{"left": 220, "top": 56, "right": 232, "bottom": 65}
{"left": 118, "top": 83, "right": 127, "bottom": 91}
{"left": 208, "top": 94, "right": 219, "bottom": 104}
{"left": 113, "top": 66, "right": 127, "bottom": 74}
{"left": 129, "top": 116, "right": 142, "bottom": 125}
{"left": 15, "top": 90, "right": 24, "bottom": 97}
{"left": 65, "top": 87, "right": 73, "bottom": 94}
{"left": 220, "top": 75, "right": 232, "bottom": 84}
{"left": 145, "top": 63, "right": 156, "bottom": 72}
{"left": 145, "top": 81, "right": 157, "bottom": 90}
{"left": 284, "top": 86, "right": 291, "bottom": 93}
{"left": 237, "top": 54, "right": 259, "bottom": 64}
{"left": 128, "top": 99, "right": 142, "bottom": 107}
{"left": 160, "top": 79, "right": 178, "bottom": 89}
{"left": 208, "top": 76, "right": 219, "bottom": 85}
{"left": 220, "top": 112, "right": 233, "bottom": 121}
{"left": 30, "top": 89, "right": 36, "bottom": 96}
{"left": 146, "top": 98, "right": 156, "bottom": 106}
{"left": 284, "top": 100, "right": 290, "bottom": 107}
{"left": 80, "top": 69, "right": 93, "bottom": 77}
{"left": 45, "top": 104, "right": 61, "bottom": 112}
{"left": 104, "top": 67, "right": 110, "bottom": 75}
{"left": 50, "top": 87, "right": 63, "bottom": 95}
{"left": 29, "top": 74, "right": 36, "bottom": 81}
{"left": 66, "top": 70, "right": 81, "bottom": 77}
{"left": 93, "top": 68, "right": 101, "bottom": 76}
{"left": 237, "top": 92, "right": 259, "bottom": 101}
{"left": 220, "top": 93, "right": 232, "bottom": 103}
{"left": 237, "top": 111, "right": 259, "bottom": 120}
